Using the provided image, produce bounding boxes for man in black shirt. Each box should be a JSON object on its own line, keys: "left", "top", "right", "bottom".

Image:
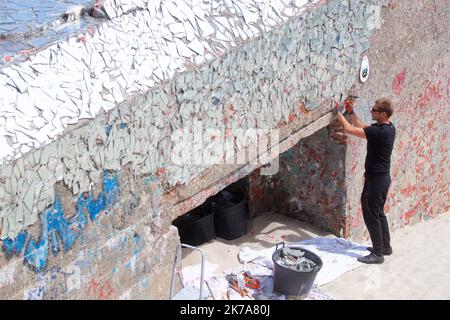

{"left": 336, "top": 98, "right": 396, "bottom": 264}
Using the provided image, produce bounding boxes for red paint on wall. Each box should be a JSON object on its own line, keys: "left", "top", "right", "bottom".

{"left": 298, "top": 102, "right": 309, "bottom": 115}
{"left": 351, "top": 206, "right": 362, "bottom": 229}
{"left": 446, "top": 78, "right": 450, "bottom": 97}
{"left": 349, "top": 65, "right": 449, "bottom": 238}
{"left": 400, "top": 195, "right": 429, "bottom": 224}
{"left": 392, "top": 70, "right": 406, "bottom": 95}
{"left": 155, "top": 167, "right": 166, "bottom": 178}
{"left": 78, "top": 35, "right": 87, "bottom": 44}
{"left": 251, "top": 186, "right": 263, "bottom": 199}
{"left": 416, "top": 81, "right": 446, "bottom": 108}
{"left": 288, "top": 113, "right": 296, "bottom": 122}
{"left": 400, "top": 204, "right": 418, "bottom": 222}
{"left": 88, "top": 276, "right": 115, "bottom": 300}
{"left": 400, "top": 185, "right": 416, "bottom": 197}
{"left": 18, "top": 48, "right": 38, "bottom": 56}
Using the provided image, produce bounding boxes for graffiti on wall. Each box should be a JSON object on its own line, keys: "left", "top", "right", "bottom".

{"left": 88, "top": 275, "right": 115, "bottom": 300}
{"left": 392, "top": 68, "right": 450, "bottom": 224}
{"left": 2, "top": 170, "right": 120, "bottom": 271}
{"left": 392, "top": 70, "right": 407, "bottom": 96}
{"left": 348, "top": 62, "right": 450, "bottom": 238}
{"left": 248, "top": 127, "right": 347, "bottom": 236}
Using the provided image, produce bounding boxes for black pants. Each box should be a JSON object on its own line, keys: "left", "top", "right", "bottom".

{"left": 361, "top": 174, "right": 391, "bottom": 256}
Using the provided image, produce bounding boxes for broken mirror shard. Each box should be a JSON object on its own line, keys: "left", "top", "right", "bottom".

{"left": 277, "top": 247, "right": 317, "bottom": 272}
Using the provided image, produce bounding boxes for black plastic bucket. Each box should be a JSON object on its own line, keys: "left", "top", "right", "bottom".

{"left": 172, "top": 206, "right": 215, "bottom": 246}
{"left": 272, "top": 243, "right": 323, "bottom": 297}
{"left": 211, "top": 192, "right": 247, "bottom": 240}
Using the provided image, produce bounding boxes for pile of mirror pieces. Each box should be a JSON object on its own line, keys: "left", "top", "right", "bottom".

{"left": 276, "top": 247, "right": 318, "bottom": 272}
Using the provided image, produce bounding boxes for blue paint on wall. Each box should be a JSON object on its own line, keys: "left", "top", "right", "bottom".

{"left": 132, "top": 233, "right": 144, "bottom": 256}
{"left": 105, "top": 123, "right": 127, "bottom": 137}
{"left": 2, "top": 230, "right": 27, "bottom": 257}
{"left": 87, "top": 170, "right": 119, "bottom": 221}
{"left": 2, "top": 170, "right": 120, "bottom": 272}
{"left": 105, "top": 124, "right": 113, "bottom": 136}
{"left": 280, "top": 34, "right": 290, "bottom": 54}
{"left": 284, "top": 149, "right": 294, "bottom": 160}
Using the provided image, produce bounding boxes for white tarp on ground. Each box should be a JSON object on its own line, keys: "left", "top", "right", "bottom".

{"left": 180, "top": 237, "right": 370, "bottom": 300}
{"left": 181, "top": 261, "right": 219, "bottom": 288}
{"left": 238, "top": 237, "right": 370, "bottom": 286}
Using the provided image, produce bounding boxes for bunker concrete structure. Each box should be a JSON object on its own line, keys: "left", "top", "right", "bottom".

{"left": 0, "top": 0, "right": 448, "bottom": 299}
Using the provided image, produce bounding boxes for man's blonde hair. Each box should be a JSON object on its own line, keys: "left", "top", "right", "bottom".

{"left": 375, "top": 98, "right": 394, "bottom": 118}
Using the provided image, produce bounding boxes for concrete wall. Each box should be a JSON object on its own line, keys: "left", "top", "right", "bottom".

{"left": 2, "top": 0, "right": 446, "bottom": 299}
{"left": 249, "top": 0, "right": 449, "bottom": 242}
{"left": 248, "top": 126, "right": 347, "bottom": 236}
{"left": 344, "top": 0, "right": 450, "bottom": 241}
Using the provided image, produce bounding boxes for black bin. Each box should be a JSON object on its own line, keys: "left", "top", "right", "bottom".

{"left": 172, "top": 206, "right": 215, "bottom": 246}
{"left": 272, "top": 243, "right": 323, "bottom": 297}
{"left": 211, "top": 191, "right": 247, "bottom": 240}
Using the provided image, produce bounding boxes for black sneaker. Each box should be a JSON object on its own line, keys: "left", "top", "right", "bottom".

{"left": 357, "top": 253, "right": 384, "bottom": 264}
{"left": 367, "top": 247, "right": 393, "bottom": 256}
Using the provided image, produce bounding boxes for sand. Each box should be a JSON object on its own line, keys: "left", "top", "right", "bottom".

{"left": 181, "top": 211, "right": 450, "bottom": 300}
{"left": 181, "top": 213, "right": 334, "bottom": 274}
{"left": 322, "top": 212, "right": 450, "bottom": 300}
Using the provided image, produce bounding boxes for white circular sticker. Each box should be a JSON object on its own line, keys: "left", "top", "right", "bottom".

{"left": 360, "top": 55, "right": 369, "bottom": 83}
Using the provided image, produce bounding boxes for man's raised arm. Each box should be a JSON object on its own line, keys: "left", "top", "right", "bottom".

{"left": 349, "top": 113, "right": 369, "bottom": 129}
{"left": 336, "top": 112, "right": 366, "bottom": 140}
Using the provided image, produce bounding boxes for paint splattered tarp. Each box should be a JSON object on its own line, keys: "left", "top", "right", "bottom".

{"left": 238, "top": 237, "right": 370, "bottom": 286}
{"left": 181, "top": 262, "right": 333, "bottom": 300}
{"left": 181, "top": 261, "right": 219, "bottom": 288}
{"left": 179, "top": 236, "right": 370, "bottom": 300}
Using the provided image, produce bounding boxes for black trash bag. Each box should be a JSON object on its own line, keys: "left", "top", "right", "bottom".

{"left": 210, "top": 190, "right": 235, "bottom": 210}
{"left": 210, "top": 189, "right": 248, "bottom": 240}
{"left": 172, "top": 205, "right": 215, "bottom": 246}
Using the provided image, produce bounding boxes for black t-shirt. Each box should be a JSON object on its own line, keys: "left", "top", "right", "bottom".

{"left": 363, "top": 122, "right": 396, "bottom": 175}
